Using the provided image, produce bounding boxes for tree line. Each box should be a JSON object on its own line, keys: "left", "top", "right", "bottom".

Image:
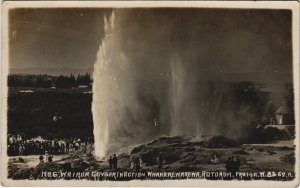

{"left": 8, "top": 73, "right": 92, "bottom": 88}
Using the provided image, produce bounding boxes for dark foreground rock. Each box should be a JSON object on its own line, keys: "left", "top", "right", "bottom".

{"left": 201, "top": 136, "right": 239, "bottom": 148}
{"left": 280, "top": 153, "right": 295, "bottom": 164}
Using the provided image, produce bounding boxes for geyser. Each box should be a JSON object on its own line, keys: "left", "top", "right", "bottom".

{"left": 92, "top": 9, "right": 273, "bottom": 158}
{"left": 94, "top": 11, "right": 204, "bottom": 158}
{"left": 92, "top": 12, "right": 118, "bottom": 158}
{"left": 92, "top": 10, "right": 174, "bottom": 158}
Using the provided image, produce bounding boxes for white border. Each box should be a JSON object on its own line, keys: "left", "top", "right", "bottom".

{"left": 1, "top": 1, "right": 299, "bottom": 187}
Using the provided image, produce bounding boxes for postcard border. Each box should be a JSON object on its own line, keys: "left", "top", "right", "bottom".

{"left": 1, "top": 1, "right": 299, "bottom": 187}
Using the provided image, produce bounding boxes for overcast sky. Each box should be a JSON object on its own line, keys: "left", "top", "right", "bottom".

{"left": 9, "top": 8, "right": 110, "bottom": 70}
{"left": 9, "top": 8, "right": 292, "bottom": 82}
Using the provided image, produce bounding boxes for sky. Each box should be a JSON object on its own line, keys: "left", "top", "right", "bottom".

{"left": 9, "top": 8, "right": 293, "bottom": 83}
{"left": 9, "top": 8, "right": 110, "bottom": 70}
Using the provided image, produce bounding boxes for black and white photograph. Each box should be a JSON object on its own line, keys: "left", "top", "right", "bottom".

{"left": 1, "top": 1, "right": 299, "bottom": 187}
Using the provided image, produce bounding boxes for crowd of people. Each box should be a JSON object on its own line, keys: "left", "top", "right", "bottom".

{"left": 8, "top": 134, "right": 242, "bottom": 175}
{"left": 7, "top": 134, "right": 94, "bottom": 156}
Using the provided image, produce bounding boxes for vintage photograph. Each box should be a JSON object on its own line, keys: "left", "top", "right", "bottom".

{"left": 1, "top": 1, "right": 299, "bottom": 187}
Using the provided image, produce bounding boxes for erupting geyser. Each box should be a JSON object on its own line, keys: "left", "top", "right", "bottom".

{"left": 92, "top": 11, "right": 205, "bottom": 158}
{"left": 92, "top": 12, "right": 115, "bottom": 158}
{"left": 92, "top": 10, "right": 260, "bottom": 158}
{"left": 92, "top": 11, "right": 173, "bottom": 158}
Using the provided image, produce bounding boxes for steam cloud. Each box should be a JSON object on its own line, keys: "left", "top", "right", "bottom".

{"left": 92, "top": 9, "right": 292, "bottom": 158}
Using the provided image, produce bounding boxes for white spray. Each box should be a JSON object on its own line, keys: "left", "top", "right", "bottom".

{"left": 92, "top": 12, "right": 115, "bottom": 158}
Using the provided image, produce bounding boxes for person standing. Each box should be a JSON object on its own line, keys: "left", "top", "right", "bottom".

{"left": 231, "top": 155, "right": 241, "bottom": 174}
{"left": 139, "top": 155, "right": 143, "bottom": 169}
{"left": 130, "top": 156, "right": 135, "bottom": 169}
{"left": 134, "top": 157, "right": 141, "bottom": 172}
{"left": 17, "top": 134, "right": 22, "bottom": 142}
{"left": 66, "top": 140, "right": 70, "bottom": 153}
{"left": 108, "top": 156, "right": 113, "bottom": 170}
{"left": 225, "top": 155, "right": 241, "bottom": 176}
{"left": 158, "top": 152, "right": 163, "bottom": 170}
{"left": 48, "top": 155, "right": 53, "bottom": 163}
{"left": 19, "top": 144, "right": 25, "bottom": 156}
{"left": 45, "top": 151, "right": 49, "bottom": 163}
{"left": 39, "top": 155, "right": 44, "bottom": 163}
{"left": 112, "top": 154, "right": 118, "bottom": 170}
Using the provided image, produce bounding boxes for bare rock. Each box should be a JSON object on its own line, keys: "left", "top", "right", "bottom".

{"left": 232, "top": 150, "right": 249, "bottom": 155}
{"left": 202, "top": 136, "right": 238, "bottom": 148}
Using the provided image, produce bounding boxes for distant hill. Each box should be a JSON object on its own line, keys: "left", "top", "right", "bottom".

{"left": 9, "top": 67, "right": 94, "bottom": 76}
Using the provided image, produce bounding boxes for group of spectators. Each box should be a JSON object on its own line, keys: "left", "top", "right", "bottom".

{"left": 7, "top": 134, "right": 94, "bottom": 156}
{"left": 108, "top": 154, "right": 118, "bottom": 170}
{"left": 124, "top": 152, "right": 164, "bottom": 172}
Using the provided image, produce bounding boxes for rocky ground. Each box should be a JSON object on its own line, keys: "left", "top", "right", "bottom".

{"left": 8, "top": 136, "right": 295, "bottom": 180}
